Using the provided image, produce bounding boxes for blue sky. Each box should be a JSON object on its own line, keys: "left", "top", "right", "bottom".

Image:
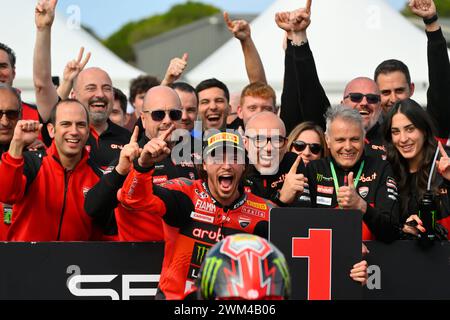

{"left": 57, "top": 0, "right": 408, "bottom": 39}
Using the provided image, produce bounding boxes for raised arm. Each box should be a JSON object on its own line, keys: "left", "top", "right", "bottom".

{"left": 277, "top": 0, "right": 330, "bottom": 133}
{"left": 161, "top": 53, "right": 188, "bottom": 87}
{"left": 224, "top": 12, "right": 266, "bottom": 84}
{"left": 33, "top": 0, "right": 59, "bottom": 122}
{"left": 410, "top": 0, "right": 450, "bottom": 138}
{"left": 0, "top": 120, "right": 42, "bottom": 204}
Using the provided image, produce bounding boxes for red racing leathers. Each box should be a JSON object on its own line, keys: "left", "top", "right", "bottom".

{"left": 117, "top": 165, "right": 274, "bottom": 300}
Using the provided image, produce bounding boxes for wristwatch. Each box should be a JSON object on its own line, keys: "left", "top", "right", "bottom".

{"left": 273, "top": 190, "right": 287, "bottom": 207}
{"left": 423, "top": 14, "right": 438, "bottom": 25}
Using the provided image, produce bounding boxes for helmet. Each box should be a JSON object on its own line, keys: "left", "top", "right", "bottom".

{"left": 197, "top": 233, "right": 291, "bottom": 300}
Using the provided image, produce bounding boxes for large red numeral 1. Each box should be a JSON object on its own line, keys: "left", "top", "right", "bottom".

{"left": 292, "top": 229, "right": 332, "bottom": 300}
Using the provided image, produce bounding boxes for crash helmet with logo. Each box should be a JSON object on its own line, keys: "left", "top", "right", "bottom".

{"left": 196, "top": 233, "right": 291, "bottom": 300}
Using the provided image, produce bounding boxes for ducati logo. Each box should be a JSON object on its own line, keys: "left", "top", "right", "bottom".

{"left": 238, "top": 217, "right": 251, "bottom": 229}
{"left": 358, "top": 186, "right": 369, "bottom": 198}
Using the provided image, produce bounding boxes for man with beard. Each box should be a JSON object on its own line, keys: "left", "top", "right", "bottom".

{"left": 243, "top": 111, "right": 307, "bottom": 206}
{"left": 71, "top": 67, "right": 131, "bottom": 168}
{"left": 33, "top": 0, "right": 130, "bottom": 168}
{"left": 115, "top": 129, "right": 273, "bottom": 299}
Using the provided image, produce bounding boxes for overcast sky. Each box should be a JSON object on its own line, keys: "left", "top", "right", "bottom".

{"left": 56, "top": 0, "right": 408, "bottom": 39}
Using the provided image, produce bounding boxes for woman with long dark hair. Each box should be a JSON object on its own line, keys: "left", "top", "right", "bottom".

{"left": 383, "top": 98, "right": 450, "bottom": 239}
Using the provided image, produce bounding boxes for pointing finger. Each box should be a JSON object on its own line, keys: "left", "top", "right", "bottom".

{"left": 305, "top": 0, "right": 312, "bottom": 13}
{"left": 160, "top": 124, "right": 176, "bottom": 142}
{"left": 130, "top": 126, "right": 139, "bottom": 144}
{"left": 289, "top": 155, "right": 302, "bottom": 175}
{"left": 438, "top": 141, "right": 448, "bottom": 158}
{"left": 223, "top": 12, "right": 233, "bottom": 28}
{"left": 182, "top": 52, "right": 189, "bottom": 62}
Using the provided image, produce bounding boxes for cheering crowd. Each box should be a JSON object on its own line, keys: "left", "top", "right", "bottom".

{"left": 0, "top": 0, "right": 449, "bottom": 299}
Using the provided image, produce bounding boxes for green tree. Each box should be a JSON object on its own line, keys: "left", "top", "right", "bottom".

{"left": 103, "top": 1, "right": 220, "bottom": 63}
{"left": 402, "top": 0, "right": 450, "bottom": 17}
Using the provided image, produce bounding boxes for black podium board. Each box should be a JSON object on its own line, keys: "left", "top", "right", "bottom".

{"left": 269, "top": 208, "right": 362, "bottom": 300}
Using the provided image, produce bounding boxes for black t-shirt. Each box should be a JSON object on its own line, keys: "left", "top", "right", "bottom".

{"left": 86, "top": 120, "right": 131, "bottom": 169}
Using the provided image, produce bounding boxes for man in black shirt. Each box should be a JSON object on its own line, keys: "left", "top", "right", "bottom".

{"left": 302, "top": 105, "right": 399, "bottom": 242}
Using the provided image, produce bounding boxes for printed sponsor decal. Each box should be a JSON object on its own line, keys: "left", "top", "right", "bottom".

{"left": 299, "top": 195, "right": 311, "bottom": 202}
{"left": 359, "top": 172, "right": 377, "bottom": 182}
{"left": 195, "top": 199, "right": 216, "bottom": 213}
{"left": 192, "top": 227, "right": 224, "bottom": 243}
{"left": 371, "top": 144, "right": 386, "bottom": 152}
{"left": 190, "top": 211, "right": 214, "bottom": 224}
{"left": 317, "top": 185, "right": 334, "bottom": 195}
{"left": 194, "top": 189, "right": 209, "bottom": 199}
{"left": 317, "top": 196, "right": 332, "bottom": 206}
{"left": 207, "top": 132, "right": 239, "bottom": 146}
{"left": 387, "top": 188, "right": 398, "bottom": 196}
{"left": 316, "top": 174, "right": 333, "bottom": 182}
{"left": 241, "top": 206, "right": 265, "bottom": 218}
{"left": 110, "top": 144, "right": 124, "bottom": 150}
{"left": 246, "top": 200, "right": 267, "bottom": 210}
{"left": 358, "top": 186, "right": 369, "bottom": 198}
{"left": 153, "top": 175, "right": 168, "bottom": 185}
{"left": 386, "top": 182, "right": 397, "bottom": 190}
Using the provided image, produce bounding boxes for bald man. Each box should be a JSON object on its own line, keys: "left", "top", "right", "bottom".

{"left": 85, "top": 86, "right": 199, "bottom": 241}
{"left": 243, "top": 112, "right": 307, "bottom": 206}
{"left": 70, "top": 68, "right": 132, "bottom": 169}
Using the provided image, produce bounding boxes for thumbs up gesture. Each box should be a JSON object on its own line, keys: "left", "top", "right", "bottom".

{"left": 278, "top": 155, "right": 308, "bottom": 204}
{"left": 337, "top": 172, "right": 367, "bottom": 213}
{"left": 161, "top": 53, "right": 189, "bottom": 86}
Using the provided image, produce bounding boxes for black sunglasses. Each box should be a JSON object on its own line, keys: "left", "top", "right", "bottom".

{"left": 344, "top": 93, "right": 380, "bottom": 104}
{"left": 143, "top": 109, "right": 182, "bottom": 122}
{"left": 292, "top": 141, "right": 322, "bottom": 155}
{"left": 0, "top": 110, "right": 20, "bottom": 121}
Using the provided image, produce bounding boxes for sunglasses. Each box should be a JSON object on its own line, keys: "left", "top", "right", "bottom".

{"left": 0, "top": 110, "right": 20, "bottom": 121}
{"left": 143, "top": 109, "right": 182, "bottom": 122}
{"left": 344, "top": 93, "right": 380, "bottom": 104}
{"left": 246, "top": 135, "right": 287, "bottom": 148}
{"left": 292, "top": 141, "right": 322, "bottom": 155}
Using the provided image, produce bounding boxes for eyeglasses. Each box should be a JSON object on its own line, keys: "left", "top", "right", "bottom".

{"left": 0, "top": 110, "right": 20, "bottom": 121}
{"left": 292, "top": 140, "right": 322, "bottom": 155}
{"left": 344, "top": 93, "right": 381, "bottom": 104}
{"left": 246, "top": 135, "right": 287, "bottom": 148}
{"left": 143, "top": 109, "right": 182, "bottom": 122}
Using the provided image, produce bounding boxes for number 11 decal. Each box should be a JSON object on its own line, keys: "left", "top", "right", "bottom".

{"left": 292, "top": 229, "right": 332, "bottom": 300}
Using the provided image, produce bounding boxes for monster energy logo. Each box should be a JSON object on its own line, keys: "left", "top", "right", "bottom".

{"left": 273, "top": 257, "right": 291, "bottom": 294}
{"left": 201, "top": 257, "right": 223, "bottom": 299}
{"left": 196, "top": 245, "right": 209, "bottom": 264}
{"left": 316, "top": 174, "right": 333, "bottom": 182}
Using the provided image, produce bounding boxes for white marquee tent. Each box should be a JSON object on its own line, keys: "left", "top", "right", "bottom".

{"left": 187, "top": 0, "right": 449, "bottom": 105}
{"left": 0, "top": 1, "right": 143, "bottom": 103}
